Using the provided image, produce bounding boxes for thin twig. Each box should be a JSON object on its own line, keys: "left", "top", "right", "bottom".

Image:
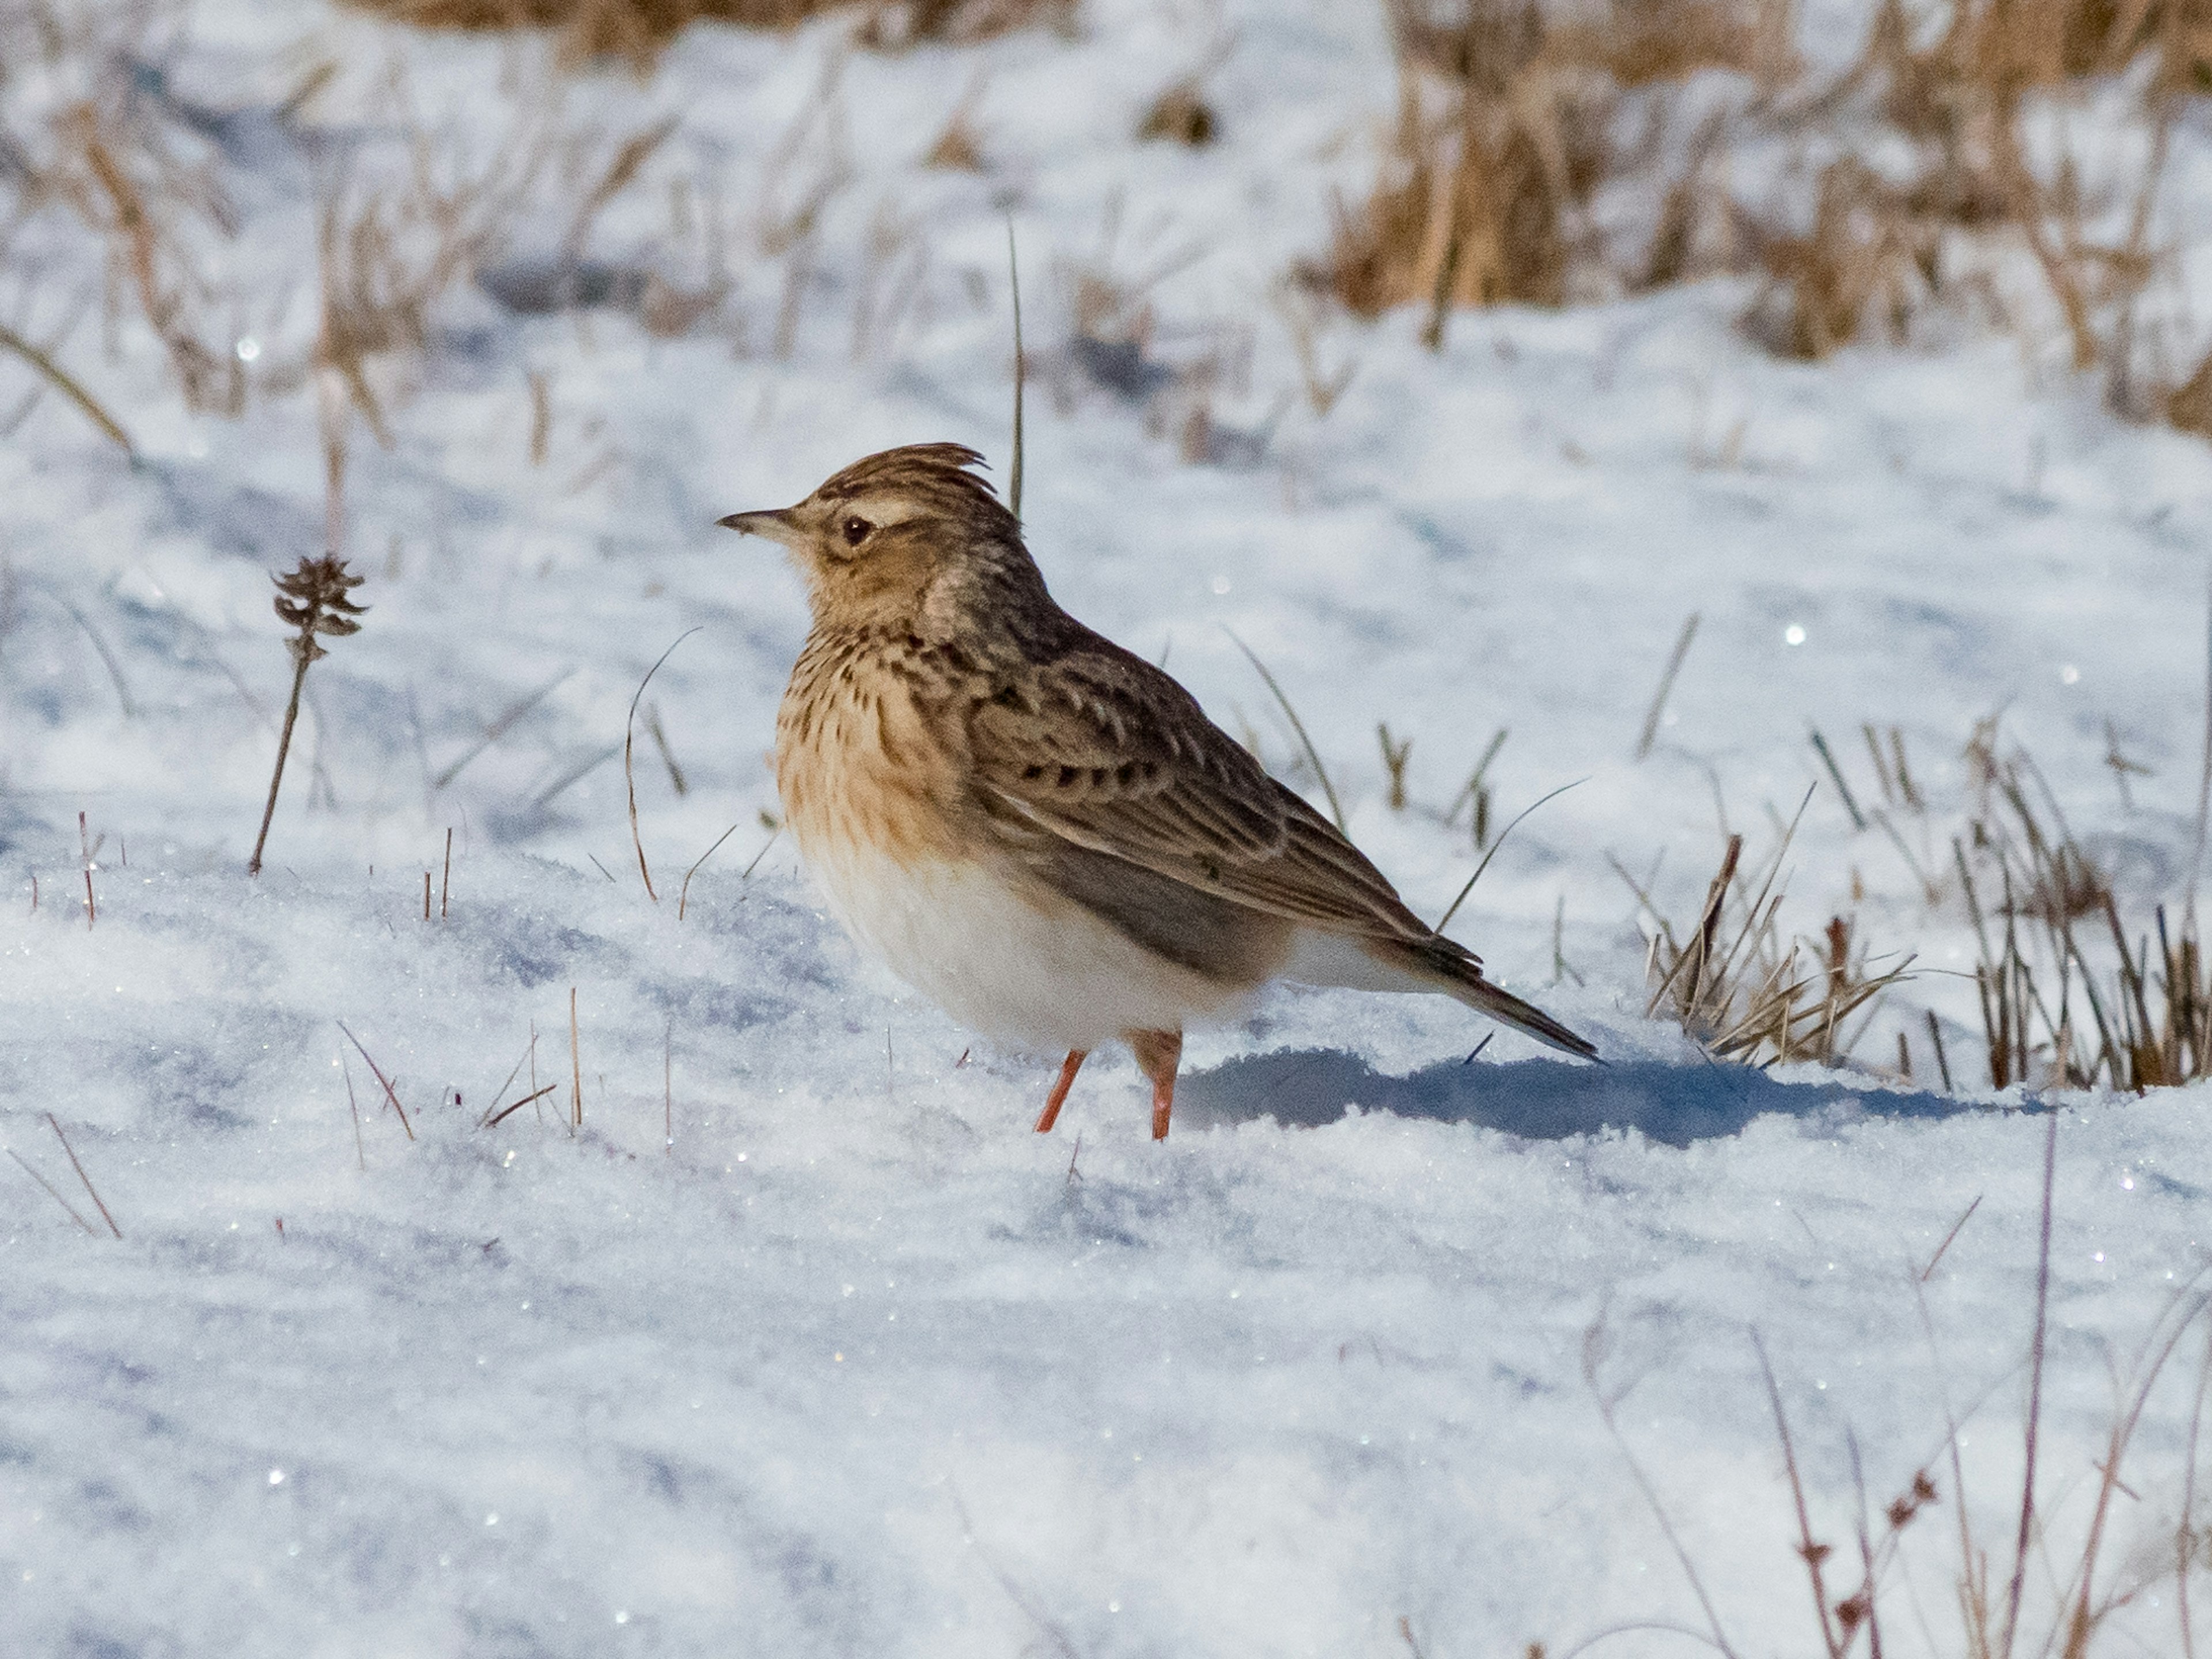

{"left": 78, "top": 810, "right": 96, "bottom": 927}
{"left": 1635, "top": 612, "right": 1701, "bottom": 760}
{"left": 0, "top": 320, "right": 134, "bottom": 453}
{"left": 7, "top": 1149, "right": 96, "bottom": 1235}
{"left": 342, "top": 1054, "right": 366, "bottom": 1171}
{"left": 1997, "top": 1109, "right": 2059, "bottom": 1659}
{"left": 440, "top": 827, "right": 452, "bottom": 919}
{"left": 483, "top": 1083, "right": 558, "bottom": 1130}
{"left": 569, "top": 987, "right": 582, "bottom": 1131}
{"left": 2180, "top": 1323, "right": 2210, "bottom": 1659}
{"left": 336, "top": 1021, "right": 414, "bottom": 1141}
{"left": 1586, "top": 1314, "right": 1744, "bottom": 1659}
{"left": 1755, "top": 1330, "right": 1842, "bottom": 1658}
{"left": 1918, "top": 1193, "right": 1983, "bottom": 1282}
{"left": 624, "top": 629, "right": 701, "bottom": 902}
{"left": 1007, "top": 217, "right": 1025, "bottom": 521}
{"left": 46, "top": 1113, "right": 120, "bottom": 1238}
{"left": 1810, "top": 729, "right": 1867, "bottom": 831}
{"left": 1224, "top": 627, "right": 1344, "bottom": 831}
{"left": 433, "top": 669, "right": 574, "bottom": 791}
{"left": 1436, "top": 779, "right": 1587, "bottom": 932}
{"left": 2195, "top": 575, "right": 2212, "bottom": 892}
{"left": 677, "top": 821, "right": 743, "bottom": 920}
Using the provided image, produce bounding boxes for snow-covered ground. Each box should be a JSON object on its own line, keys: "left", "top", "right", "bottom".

{"left": 2, "top": 1, "right": 2209, "bottom": 1653}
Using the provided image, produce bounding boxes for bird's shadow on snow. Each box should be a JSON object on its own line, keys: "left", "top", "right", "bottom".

{"left": 1176, "top": 1050, "right": 1980, "bottom": 1147}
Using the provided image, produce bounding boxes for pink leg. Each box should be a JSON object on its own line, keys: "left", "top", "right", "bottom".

{"left": 1033, "top": 1049, "right": 1088, "bottom": 1134}
{"left": 1126, "top": 1029, "right": 1184, "bottom": 1142}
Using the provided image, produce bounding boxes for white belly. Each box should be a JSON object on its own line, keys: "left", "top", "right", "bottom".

{"left": 800, "top": 838, "right": 1249, "bottom": 1051}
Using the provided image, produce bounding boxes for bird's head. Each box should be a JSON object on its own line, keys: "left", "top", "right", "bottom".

{"left": 719, "top": 442, "right": 1031, "bottom": 629}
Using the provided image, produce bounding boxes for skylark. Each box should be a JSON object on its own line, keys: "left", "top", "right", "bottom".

{"left": 721, "top": 444, "right": 1596, "bottom": 1139}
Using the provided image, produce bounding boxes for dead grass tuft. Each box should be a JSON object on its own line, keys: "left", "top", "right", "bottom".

{"left": 1618, "top": 808, "right": 1915, "bottom": 1067}
{"left": 1316, "top": 0, "right": 1789, "bottom": 328}
{"left": 343, "top": 0, "right": 1074, "bottom": 67}
{"left": 1956, "top": 744, "right": 2212, "bottom": 1092}
{"left": 1137, "top": 77, "right": 1219, "bottom": 147}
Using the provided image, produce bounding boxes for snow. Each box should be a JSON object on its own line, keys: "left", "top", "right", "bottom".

{"left": 2, "top": 1, "right": 2209, "bottom": 1653}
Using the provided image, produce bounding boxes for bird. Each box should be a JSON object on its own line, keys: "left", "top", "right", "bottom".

{"left": 719, "top": 443, "right": 1596, "bottom": 1141}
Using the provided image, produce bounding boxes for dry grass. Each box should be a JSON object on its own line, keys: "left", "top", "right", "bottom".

{"left": 1312, "top": 0, "right": 2212, "bottom": 441}
{"left": 342, "top": 0, "right": 1075, "bottom": 67}
{"left": 1314, "top": 0, "right": 1790, "bottom": 326}
{"left": 1954, "top": 747, "right": 2212, "bottom": 1092}
{"left": 1618, "top": 809, "right": 1915, "bottom": 1067}
{"left": 1581, "top": 1130, "right": 2212, "bottom": 1659}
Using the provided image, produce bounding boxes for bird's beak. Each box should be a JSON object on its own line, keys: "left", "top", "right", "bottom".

{"left": 715, "top": 506, "right": 805, "bottom": 548}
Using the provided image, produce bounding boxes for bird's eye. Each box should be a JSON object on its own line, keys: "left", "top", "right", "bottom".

{"left": 842, "top": 516, "right": 873, "bottom": 547}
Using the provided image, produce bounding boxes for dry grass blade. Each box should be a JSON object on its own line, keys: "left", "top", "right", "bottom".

{"left": 434, "top": 670, "right": 575, "bottom": 791}
{"left": 336, "top": 1021, "right": 415, "bottom": 1141}
{"left": 1630, "top": 787, "right": 1911, "bottom": 1067}
{"left": 1437, "top": 777, "right": 1585, "bottom": 931}
{"left": 1997, "top": 1109, "right": 2059, "bottom": 1659}
{"left": 483, "top": 1083, "right": 559, "bottom": 1130}
{"left": 624, "top": 628, "right": 701, "bottom": 902}
{"left": 0, "top": 321, "right": 133, "bottom": 453}
{"left": 7, "top": 1147, "right": 97, "bottom": 1236}
{"left": 1635, "top": 612, "right": 1700, "bottom": 761}
{"left": 45, "top": 1113, "right": 120, "bottom": 1238}
{"left": 1755, "top": 1328, "right": 1844, "bottom": 1658}
{"left": 1006, "top": 217, "right": 1024, "bottom": 520}
{"left": 1918, "top": 1192, "right": 1982, "bottom": 1282}
{"left": 1583, "top": 1310, "right": 1745, "bottom": 1659}
{"left": 1223, "top": 627, "right": 1344, "bottom": 831}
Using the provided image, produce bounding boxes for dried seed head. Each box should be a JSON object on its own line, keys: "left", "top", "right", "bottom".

{"left": 272, "top": 555, "right": 366, "bottom": 665}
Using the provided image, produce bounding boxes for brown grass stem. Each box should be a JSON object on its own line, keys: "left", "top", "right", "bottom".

{"left": 1809, "top": 729, "right": 1866, "bottom": 831}
{"left": 78, "top": 810, "right": 95, "bottom": 927}
{"left": 1918, "top": 1193, "right": 1982, "bottom": 1282}
{"left": 2180, "top": 1324, "right": 2211, "bottom": 1659}
{"left": 483, "top": 1083, "right": 558, "bottom": 1130}
{"left": 1755, "top": 1329, "right": 1842, "bottom": 1658}
{"left": 46, "top": 1113, "right": 120, "bottom": 1238}
{"left": 1437, "top": 777, "right": 1586, "bottom": 931}
{"left": 1224, "top": 627, "right": 1345, "bottom": 831}
{"left": 678, "top": 822, "right": 737, "bottom": 919}
{"left": 7, "top": 1148, "right": 97, "bottom": 1236}
{"left": 2195, "top": 576, "right": 2212, "bottom": 889}
{"left": 342, "top": 1054, "right": 366, "bottom": 1171}
{"left": 336, "top": 1021, "right": 414, "bottom": 1141}
{"left": 440, "top": 827, "right": 452, "bottom": 919}
{"left": 1585, "top": 1313, "right": 1744, "bottom": 1659}
{"left": 0, "top": 321, "right": 134, "bottom": 454}
{"left": 433, "top": 669, "right": 574, "bottom": 791}
{"left": 1007, "top": 216, "right": 1025, "bottom": 520}
{"left": 623, "top": 628, "right": 700, "bottom": 902}
{"left": 249, "top": 558, "right": 365, "bottom": 875}
{"left": 569, "top": 987, "right": 582, "bottom": 1131}
{"left": 1635, "top": 612, "right": 1701, "bottom": 761}
{"left": 1998, "top": 1108, "right": 2059, "bottom": 1659}
{"left": 1926, "top": 1010, "right": 1954, "bottom": 1093}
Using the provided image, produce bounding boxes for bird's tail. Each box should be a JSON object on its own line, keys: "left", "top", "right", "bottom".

{"left": 1388, "top": 936, "right": 1600, "bottom": 1061}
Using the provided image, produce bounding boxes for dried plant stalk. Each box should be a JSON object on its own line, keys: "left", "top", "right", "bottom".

{"left": 248, "top": 558, "right": 366, "bottom": 875}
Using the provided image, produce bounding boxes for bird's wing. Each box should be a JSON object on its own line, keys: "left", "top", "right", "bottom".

{"left": 964, "top": 632, "right": 1452, "bottom": 951}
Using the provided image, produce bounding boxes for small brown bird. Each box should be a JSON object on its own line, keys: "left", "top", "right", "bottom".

{"left": 720, "top": 444, "right": 1595, "bottom": 1139}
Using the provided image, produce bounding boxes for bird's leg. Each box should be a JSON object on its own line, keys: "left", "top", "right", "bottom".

{"left": 1125, "top": 1028, "right": 1184, "bottom": 1141}
{"left": 1033, "top": 1048, "right": 1088, "bottom": 1134}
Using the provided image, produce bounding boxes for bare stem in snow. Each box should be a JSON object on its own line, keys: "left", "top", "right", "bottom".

{"left": 250, "top": 557, "right": 365, "bottom": 875}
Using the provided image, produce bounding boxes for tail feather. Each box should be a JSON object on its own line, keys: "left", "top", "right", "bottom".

{"left": 1280, "top": 928, "right": 1600, "bottom": 1060}
{"left": 1395, "top": 937, "right": 1600, "bottom": 1061}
